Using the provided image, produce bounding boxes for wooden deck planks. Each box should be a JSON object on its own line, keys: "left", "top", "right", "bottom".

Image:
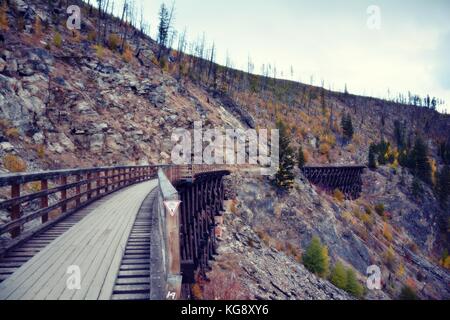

{"left": 0, "top": 180, "right": 157, "bottom": 300}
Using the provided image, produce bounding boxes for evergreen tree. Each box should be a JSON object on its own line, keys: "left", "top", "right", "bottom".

{"left": 394, "top": 120, "right": 406, "bottom": 149}
{"left": 341, "top": 113, "right": 354, "bottom": 142}
{"left": 302, "top": 236, "right": 329, "bottom": 277}
{"left": 297, "top": 145, "right": 306, "bottom": 169}
{"left": 330, "top": 261, "right": 347, "bottom": 289}
{"left": 376, "top": 139, "right": 390, "bottom": 165}
{"left": 157, "top": 3, "right": 174, "bottom": 61}
{"left": 411, "top": 137, "right": 431, "bottom": 184}
{"left": 345, "top": 268, "right": 364, "bottom": 299}
{"left": 368, "top": 144, "right": 377, "bottom": 169}
{"left": 275, "top": 119, "right": 296, "bottom": 189}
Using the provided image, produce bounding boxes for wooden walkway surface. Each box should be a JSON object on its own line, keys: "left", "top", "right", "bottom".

{"left": 0, "top": 180, "right": 157, "bottom": 300}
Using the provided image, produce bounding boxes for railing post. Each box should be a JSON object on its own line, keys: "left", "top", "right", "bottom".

{"left": 10, "top": 183, "right": 21, "bottom": 238}
{"left": 162, "top": 184, "right": 182, "bottom": 299}
{"left": 76, "top": 175, "right": 81, "bottom": 207}
{"left": 87, "top": 172, "right": 92, "bottom": 200}
{"left": 97, "top": 171, "right": 102, "bottom": 196}
{"left": 41, "top": 179, "right": 49, "bottom": 223}
{"left": 61, "top": 176, "right": 67, "bottom": 213}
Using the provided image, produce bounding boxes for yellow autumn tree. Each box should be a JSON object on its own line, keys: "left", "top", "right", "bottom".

{"left": 0, "top": 1, "right": 8, "bottom": 31}
{"left": 122, "top": 44, "right": 133, "bottom": 63}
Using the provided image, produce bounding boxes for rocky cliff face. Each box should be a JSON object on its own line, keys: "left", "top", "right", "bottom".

{"left": 0, "top": 0, "right": 449, "bottom": 300}
{"left": 209, "top": 202, "right": 352, "bottom": 300}
{"left": 222, "top": 171, "right": 449, "bottom": 300}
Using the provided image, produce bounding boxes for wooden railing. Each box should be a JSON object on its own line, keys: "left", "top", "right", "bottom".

{"left": 0, "top": 164, "right": 234, "bottom": 241}
{"left": 0, "top": 165, "right": 165, "bottom": 241}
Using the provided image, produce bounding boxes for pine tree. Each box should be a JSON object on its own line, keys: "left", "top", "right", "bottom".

{"left": 411, "top": 137, "right": 431, "bottom": 184}
{"left": 275, "top": 119, "right": 295, "bottom": 189}
{"left": 394, "top": 120, "right": 406, "bottom": 149}
{"left": 302, "top": 236, "right": 329, "bottom": 277}
{"left": 297, "top": 145, "right": 305, "bottom": 169}
{"left": 341, "top": 113, "right": 354, "bottom": 142}
{"left": 330, "top": 261, "right": 347, "bottom": 290}
{"left": 157, "top": 3, "right": 172, "bottom": 61}
{"left": 376, "top": 139, "right": 390, "bottom": 165}
{"left": 345, "top": 268, "right": 364, "bottom": 298}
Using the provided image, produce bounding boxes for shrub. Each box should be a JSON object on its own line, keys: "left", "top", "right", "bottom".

{"left": 330, "top": 261, "right": 347, "bottom": 289}
{"left": 333, "top": 189, "right": 345, "bottom": 202}
{"left": 345, "top": 268, "right": 364, "bottom": 298}
{"left": 122, "top": 45, "right": 133, "bottom": 63}
{"left": 191, "top": 283, "right": 203, "bottom": 300}
{"left": 383, "top": 223, "right": 393, "bottom": 242}
{"left": 319, "top": 142, "right": 331, "bottom": 156}
{"left": 108, "top": 33, "right": 120, "bottom": 51}
{"left": 397, "top": 264, "right": 405, "bottom": 278}
{"left": 361, "top": 213, "right": 374, "bottom": 229}
{"left": 202, "top": 271, "right": 250, "bottom": 300}
{"left": 285, "top": 242, "right": 302, "bottom": 262}
{"left": 398, "top": 285, "right": 419, "bottom": 300}
{"left": 6, "top": 127, "right": 19, "bottom": 139}
{"left": 342, "top": 211, "right": 353, "bottom": 222}
{"left": 93, "top": 45, "right": 104, "bottom": 58}
{"left": 71, "top": 30, "right": 81, "bottom": 42}
{"left": 229, "top": 199, "right": 238, "bottom": 214}
{"left": 364, "top": 205, "right": 372, "bottom": 215}
{"left": 53, "top": 32, "right": 62, "bottom": 48}
{"left": 87, "top": 30, "right": 97, "bottom": 42}
{"left": 375, "top": 203, "right": 385, "bottom": 216}
{"left": 36, "top": 145, "right": 45, "bottom": 158}
{"left": 255, "top": 229, "right": 270, "bottom": 246}
{"left": 384, "top": 246, "right": 396, "bottom": 270}
{"left": 3, "top": 154, "right": 27, "bottom": 172}
{"left": 302, "top": 236, "right": 329, "bottom": 277}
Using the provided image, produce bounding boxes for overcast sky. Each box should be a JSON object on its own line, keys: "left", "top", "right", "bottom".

{"left": 102, "top": 0, "right": 450, "bottom": 113}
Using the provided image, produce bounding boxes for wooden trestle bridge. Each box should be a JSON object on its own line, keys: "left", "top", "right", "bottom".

{"left": 0, "top": 164, "right": 365, "bottom": 300}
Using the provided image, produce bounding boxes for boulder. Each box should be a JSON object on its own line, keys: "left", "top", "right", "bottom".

{"left": 0, "top": 141, "right": 15, "bottom": 152}
{"left": 75, "top": 101, "right": 98, "bottom": 116}
{"left": 6, "top": 59, "right": 18, "bottom": 74}
{"left": 59, "top": 133, "right": 75, "bottom": 152}
{"left": 32, "top": 132, "right": 45, "bottom": 144}
{"left": 90, "top": 133, "right": 104, "bottom": 152}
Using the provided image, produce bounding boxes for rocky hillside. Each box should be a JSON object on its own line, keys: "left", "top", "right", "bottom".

{"left": 0, "top": 0, "right": 449, "bottom": 300}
